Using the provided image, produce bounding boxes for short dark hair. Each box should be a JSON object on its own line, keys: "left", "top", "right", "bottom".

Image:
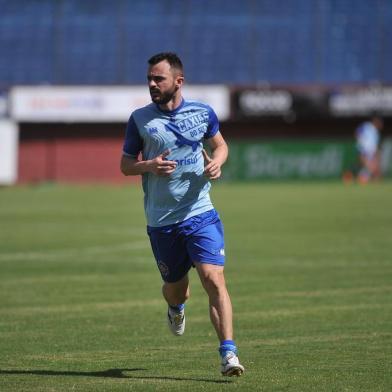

{"left": 148, "top": 52, "right": 183, "bottom": 73}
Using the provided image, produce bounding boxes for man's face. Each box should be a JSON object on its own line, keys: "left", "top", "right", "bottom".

{"left": 373, "top": 117, "right": 384, "bottom": 130}
{"left": 147, "top": 60, "right": 182, "bottom": 105}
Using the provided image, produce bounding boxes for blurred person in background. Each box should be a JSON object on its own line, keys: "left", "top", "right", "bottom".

{"left": 120, "top": 52, "right": 244, "bottom": 377}
{"left": 355, "top": 115, "right": 383, "bottom": 183}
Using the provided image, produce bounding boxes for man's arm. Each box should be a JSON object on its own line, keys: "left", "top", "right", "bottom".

{"left": 120, "top": 150, "right": 177, "bottom": 177}
{"left": 121, "top": 114, "right": 178, "bottom": 177}
{"left": 203, "top": 132, "right": 228, "bottom": 180}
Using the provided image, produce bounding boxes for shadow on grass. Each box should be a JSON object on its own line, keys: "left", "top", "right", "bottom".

{"left": 0, "top": 368, "right": 233, "bottom": 384}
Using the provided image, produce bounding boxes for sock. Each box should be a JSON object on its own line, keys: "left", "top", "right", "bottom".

{"left": 219, "top": 339, "right": 237, "bottom": 357}
{"left": 169, "top": 303, "right": 185, "bottom": 312}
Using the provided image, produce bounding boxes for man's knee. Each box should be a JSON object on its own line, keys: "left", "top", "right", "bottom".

{"left": 162, "top": 278, "right": 190, "bottom": 304}
{"left": 196, "top": 264, "right": 226, "bottom": 294}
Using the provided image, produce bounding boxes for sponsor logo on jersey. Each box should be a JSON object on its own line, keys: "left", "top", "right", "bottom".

{"left": 175, "top": 156, "right": 198, "bottom": 166}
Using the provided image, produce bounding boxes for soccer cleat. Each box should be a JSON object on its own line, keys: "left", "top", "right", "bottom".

{"left": 167, "top": 307, "right": 185, "bottom": 336}
{"left": 221, "top": 351, "right": 245, "bottom": 377}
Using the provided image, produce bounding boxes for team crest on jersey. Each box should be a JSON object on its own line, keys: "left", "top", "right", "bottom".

{"left": 164, "top": 122, "right": 201, "bottom": 151}
{"left": 157, "top": 261, "right": 169, "bottom": 277}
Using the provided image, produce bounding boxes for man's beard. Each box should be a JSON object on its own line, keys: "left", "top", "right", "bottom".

{"left": 150, "top": 85, "right": 177, "bottom": 105}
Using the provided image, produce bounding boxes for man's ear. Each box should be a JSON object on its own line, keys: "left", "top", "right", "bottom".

{"left": 175, "top": 75, "right": 184, "bottom": 89}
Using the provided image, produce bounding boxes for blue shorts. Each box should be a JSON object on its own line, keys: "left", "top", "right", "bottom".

{"left": 147, "top": 209, "right": 225, "bottom": 283}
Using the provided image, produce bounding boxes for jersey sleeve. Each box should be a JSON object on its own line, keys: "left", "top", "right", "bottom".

{"left": 204, "top": 106, "right": 220, "bottom": 139}
{"left": 123, "top": 115, "right": 143, "bottom": 158}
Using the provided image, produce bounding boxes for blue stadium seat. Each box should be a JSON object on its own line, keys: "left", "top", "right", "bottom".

{"left": 0, "top": 0, "right": 391, "bottom": 86}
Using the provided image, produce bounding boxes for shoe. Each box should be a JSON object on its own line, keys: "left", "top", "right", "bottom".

{"left": 221, "top": 351, "right": 245, "bottom": 377}
{"left": 167, "top": 307, "right": 185, "bottom": 336}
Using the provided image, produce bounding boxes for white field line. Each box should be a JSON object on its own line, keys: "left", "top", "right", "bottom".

{"left": 2, "top": 223, "right": 146, "bottom": 237}
{"left": 0, "top": 241, "right": 149, "bottom": 262}
{"left": 271, "top": 285, "right": 392, "bottom": 298}
{"left": 0, "top": 261, "right": 154, "bottom": 286}
{"left": 4, "top": 300, "right": 390, "bottom": 319}
{"left": 190, "top": 302, "right": 392, "bottom": 323}
{"left": 1, "top": 298, "right": 163, "bottom": 316}
{"left": 16, "top": 331, "right": 391, "bottom": 363}
{"left": 245, "top": 331, "right": 392, "bottom": 347}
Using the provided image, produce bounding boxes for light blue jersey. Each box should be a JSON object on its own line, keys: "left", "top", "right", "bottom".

{"left": 123, "top": 99, "right": 219, "bottom": 227}
{"left": 356, "top": 121, "right": 380, "bottom": 158}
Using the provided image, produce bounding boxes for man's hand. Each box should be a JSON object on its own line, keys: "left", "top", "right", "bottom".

{"left": 148, "top": 150, "right": 177, "bottom": 176}
{"left": 120, "top": 150, "right": 176, "bottom": 177}
{"left": 202, "top": 149, "right": 222, "bottom": 180}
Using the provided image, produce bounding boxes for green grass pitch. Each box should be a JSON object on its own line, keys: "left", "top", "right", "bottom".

{"left": 0, "top": 182, "right": 391, "bottom": 391}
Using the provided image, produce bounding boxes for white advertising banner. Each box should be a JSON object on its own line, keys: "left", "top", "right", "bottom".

{"left": 10, "top": 85, "right": 230, "bottom": 122}
{"left": 0, "top": 120, "right": 18, "bottom": 185}
{"left": 0, "top": 94, "right": 7, "bottom": 117}
{"left": 329, "top": 86, "right": 392, "bottom": 116}
{"left": 183, "top": 85, "right": 230, "bottom": 120}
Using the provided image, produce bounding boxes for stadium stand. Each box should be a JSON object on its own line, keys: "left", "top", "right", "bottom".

{"left": 0, "top": 0, "right": 391, "bottom": 86}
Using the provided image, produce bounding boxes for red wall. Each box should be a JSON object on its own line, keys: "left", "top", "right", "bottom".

{"left": 18, "top": 123, "right": 138, "bottom": 184}
{"left": 18, "top": 137, "right": 136, "bottom": 183}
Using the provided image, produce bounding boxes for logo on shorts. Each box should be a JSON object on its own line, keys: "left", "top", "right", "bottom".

{"left": 157, "top": 261, "right": 169, "bottom": 277}
{"left": 212, "top": 248, "right": 225, "bottom": 256}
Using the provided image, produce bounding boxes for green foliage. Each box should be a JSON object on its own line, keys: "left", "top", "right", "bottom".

{"left": 0, "top": 182, "right": 391, "bottom": 391}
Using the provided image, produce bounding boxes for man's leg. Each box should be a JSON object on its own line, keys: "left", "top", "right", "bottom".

{"left": 148, "top": 225, "right": 193, "bottom": 336}
{"left": 194, "top": 262, "right": 244, "bottom": 376}
{"left": 162, "top": 274, "right": 189, "bottom": 336}
{"left": 194, "top": 262, "right": 232, "bottom": 341}
{"left": 162, "top": 274, "right": 190, "bottom": 306}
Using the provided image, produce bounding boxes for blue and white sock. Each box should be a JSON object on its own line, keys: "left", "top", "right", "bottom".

{"left": 219, "top": 339, "right": 238, "bottom": 358}
{"left": 169, "top": 303, "right": 185, "bottom": 313}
